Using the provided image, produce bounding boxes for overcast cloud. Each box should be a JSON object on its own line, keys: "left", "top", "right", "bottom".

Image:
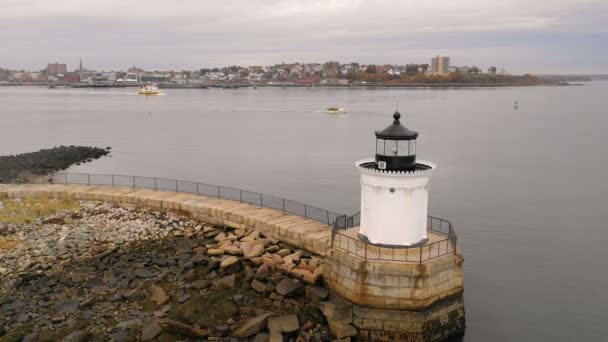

{"left": 1, "top": 0, "right": 607, "bottom": 73}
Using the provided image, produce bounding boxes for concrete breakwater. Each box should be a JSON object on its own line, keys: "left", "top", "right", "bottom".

{"left": 0, "top": 183, "right": 464, "bottom": 341}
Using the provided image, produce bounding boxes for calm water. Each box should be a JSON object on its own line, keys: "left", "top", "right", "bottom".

{"left": 1, "top": 84, "right": 607, "bottom": 341}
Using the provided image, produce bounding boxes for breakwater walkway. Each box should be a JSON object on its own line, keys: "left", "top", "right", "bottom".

{"left": 0, "top": 183, "right": 333, "bottom": 257}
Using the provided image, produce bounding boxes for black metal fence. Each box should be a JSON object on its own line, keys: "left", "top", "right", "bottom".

{"left": 40, "top": 173, "right": 343, "bottom": 226}
{"left": 31, "top": 172, "right": 458, "bottom": 263}
{"left": 332, "top": 212, "right": 458, "bottom": 263}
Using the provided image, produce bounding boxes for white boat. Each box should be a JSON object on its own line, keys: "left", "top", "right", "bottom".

{"left": 138, "top": 84, "right": 163, "bottom": 95}
{"left": 325, "top": 106, "right": 347, "bottom": 114}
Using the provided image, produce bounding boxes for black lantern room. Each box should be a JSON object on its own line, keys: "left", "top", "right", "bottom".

{"left": 375, "top": 111, "right": 418, "bottom": 171}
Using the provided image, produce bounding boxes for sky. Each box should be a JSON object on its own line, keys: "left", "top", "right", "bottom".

{"left": 1, "top": 0, "right": 607, "bottom": 74}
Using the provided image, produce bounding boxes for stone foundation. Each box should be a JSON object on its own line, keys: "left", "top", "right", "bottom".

{"left": 324, "top": 248, "right": 465, "bottom": 341}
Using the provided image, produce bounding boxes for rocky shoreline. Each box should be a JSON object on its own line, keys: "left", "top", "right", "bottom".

{"left": 0, "top": 146, "right": 111, "bottom": 183}
{"left": 0, "top": 198, "right": 347, "bottom": 341}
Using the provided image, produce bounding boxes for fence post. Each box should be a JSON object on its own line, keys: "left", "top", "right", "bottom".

{"left": 260, "top": 194, "right": 263, "bottom": 207}
{"left": 239, "top": 190, "right": 242, "bottom": 202}
{"left": 175, "top": 180, "right": 178, "bottom": 192}
{"left": 419, "top": 247, "right": 423, "bottom": 264}
{"left": 87, "top": 174, "right": 90, "bottom": 185}
{"left": 282, "top": 199, "right": 285, "bottom": 212}
{"left": 217, "top": 186, "right": 220, "bottom": 198}
{"left": 64, "top": 173, "right": 68, "bottom": 184}
{"left": 196, "top": 183, "right": 200, "bottom": 196}
{"left": 132, "top": 176, "right": 135, "bottom": 188}
{"left": 111, "top": 175, "right": 114, "bottom": 186}
{"left": 154, "top": 178, "right": 157, "bottom": 189}
{"left": 326, "top": 211, "right": 330, "bottom": 225}
{"left": 304, "top": 206, "right": 307, "bottom": 219}
{"left": 365, "top": 243, "right": 367, "bottom": 259}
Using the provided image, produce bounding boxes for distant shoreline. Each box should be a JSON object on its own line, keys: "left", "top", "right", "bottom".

{"left": 0, "top": 82, "right": 582, "bottom": 89}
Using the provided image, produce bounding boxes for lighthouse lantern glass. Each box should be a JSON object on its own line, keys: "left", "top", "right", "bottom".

{"left": 376, "top": 139, "right": 385, "bottom": 155}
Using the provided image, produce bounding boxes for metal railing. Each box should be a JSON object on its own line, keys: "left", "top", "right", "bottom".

{"left": 30, "top": 172, "right": 459, "bottom": 263}
{"left": 332, "top": 212, "right": 458, "bottom": 263}
{"left": 38, "top": 173, "right": 343, "bottom": 226}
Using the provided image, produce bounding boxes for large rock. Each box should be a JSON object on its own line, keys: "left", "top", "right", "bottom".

{"left": 327, "top": 319, "right": 357, "bottom": 339}
{"left": 224, "top": 246, "right": 243, "bottom": 256}
{"left": 207, "top": 248, "right": 224, "bottom": 256}
{"left": 251, "top": 279, "right": 267, "bottom": 293}
{"left": 275, "top": 278, "right": 303, "bottom": 297}
{"left": 241, "top": 230, "right": 260, "bottom": 242}
{"left": 220, "top": 256, "right": 241, "bottom": 274}
{"left": 262, "top": 254, "right": 284, "bottom": 267}
{"left": 244, "top": 265, "right": 256, "bottom": 280}
{"left": 61, "top": 330, "right": 92, "bottom": 342}
{"left": 289, "top": 268, "right": 322, "bottom": 285}
{"left": 319, "top": 301, "right": 353, "bottom": 324}
{"left": 54, "top": 298, "right": 80, "bottom": 314}
{"left": 141, "top": 319, "right": 162, "bottom": 341}
{"left": 232, "top": 313, "right": 273, "bottom": 337}
{"left": 255, "top": 264, "right": 270, "bottom": 280}
{"left": 247, "top": 244, "right": 265, "bottom": 258}
{"left": 268, "top": 314, "right": 299, "bottom": 334}
{"left": 215, "top": 274, "right": 236, "bottom": 289}
{"left": 159, "top": 319, "right": 209, "bottom": 338}
{"left": 149, "top": 285, "right": 169, "bottom": 305}
{"left": 305, "top": 286, "right": 329, "bottom": 303}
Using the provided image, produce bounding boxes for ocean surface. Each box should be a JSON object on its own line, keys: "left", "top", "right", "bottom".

{"left": 1, "top": 83, "right": 607, "bottom": 341}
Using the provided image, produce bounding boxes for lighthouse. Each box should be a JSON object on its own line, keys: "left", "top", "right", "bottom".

{"left": 357, "top": 111, "right": 435, "bottom": 247}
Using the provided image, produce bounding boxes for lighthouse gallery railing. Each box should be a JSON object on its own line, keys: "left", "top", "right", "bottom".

{"left": 332, "top": 213, "right": 458, "bottom": 263}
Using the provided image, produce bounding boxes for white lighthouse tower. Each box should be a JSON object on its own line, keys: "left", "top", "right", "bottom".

{"left": 357, "top": 111, "right": 436, "bottom": 247}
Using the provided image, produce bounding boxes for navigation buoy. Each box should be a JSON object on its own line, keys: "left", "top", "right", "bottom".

{"left": 514, "top": 100, "right": 519, "bottom": 109}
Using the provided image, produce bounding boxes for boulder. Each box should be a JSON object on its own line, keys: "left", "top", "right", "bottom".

{"left": 224, "top": 246, "right": 243, "bottom": 256}
{"left": 54, "top": 298, "right": 80, "bottom": 314}
{"left": 244, "top": 265, "right": 256, "bottom": 280}
{"left": 255, "top": 264, "right": 271, "bottom": 280}
{"left": 262, "top": 254, "right": 284, "bottom": 267}
{"left": 251, "top": 279, "right": 267, "bottom": 293}
{"left": 207, "top": 248, "right": 224, "bottom": 256}
{"left": 191, "top": 253, "right": 209, "bottom": 266}
{"left": 215, "top": 274, "right": 237, "bottom": 289}
{"left": 327, "top": 319, "right": 357, "bottom": 339}
{"left": 149, "top": 285, "right": 169, "bottom": 306}
{"left": 275, "top": 278, "right": 303, "bottom": 297}
{"left": 159, "top": 319, "right": 209, "bottom": 338}
{"left": 141, "top": 319, "right": 162, "bottom": 341}
{"left": 220, "top": 256, "right": 241, "bottom": 274}
{"left": 305, "top": 286, "right": 329, "bottom": 303}
{"left": 190, "top": 279, "right": 211, "bottom": 290}
{"left": 241, "top": 230, "right": 260, "bottom": 242}
{"left": 247, "top": 244, "right": 265, "bottom": 258}
{"left": 268, "top": 314, "right": 299, "bottom": 334}
{"left": 289, "top": 268, "right": 321, "bottom": 285}
{"left": 61, "top": 330, "right": 92, "bottom": 342}
{"left": 276, "top": 249, "right": 291, "bottom": 257}
{"left": 319, "top": 301, "right": 353, "bottom": 324}
{"left": 240, "top": 242, "right": 253, "bottom": 256}
{"left": 232, "top": 313, "right": 273, "bottom": 337}
{"left": 214, "top": 232, "right": 227, "bottom": 242}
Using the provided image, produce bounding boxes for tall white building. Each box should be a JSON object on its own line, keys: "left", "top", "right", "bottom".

{"left": 431, "top": 56, "right": 450, "bottom": 75}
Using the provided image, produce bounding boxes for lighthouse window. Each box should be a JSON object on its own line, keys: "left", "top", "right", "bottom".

{"left": 397, "top": 140, "right": 410, "bottom": 156}
{"left": 376, "top": 139, "right": 385, "bottom": 155}
{"left": 385, "top": 140, "right": 398, "bottom": 156}
{"left": 409, "top": 140, "right": 416, "bottom": 155}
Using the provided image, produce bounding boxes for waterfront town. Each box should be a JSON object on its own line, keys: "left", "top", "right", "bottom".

{"left": 1, "top": 56, "right": 546, "bottom": 87}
